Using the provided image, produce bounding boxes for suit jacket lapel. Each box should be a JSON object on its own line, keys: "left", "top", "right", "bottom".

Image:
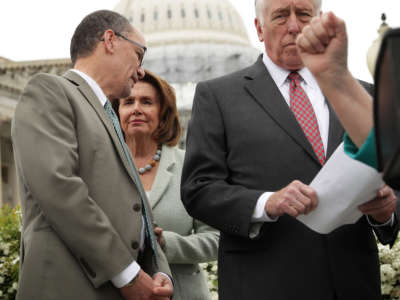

{"left": 326, "top": 101, "right": 345, "bottom": 159}
{"left": 243, "top": 56, "right": 320, "bottom": 165}
{"left": 150, "top": 146, "right": 174, "bottom": 209}
{"left": 62, "top": 70, "right": 137, "bottom": 184}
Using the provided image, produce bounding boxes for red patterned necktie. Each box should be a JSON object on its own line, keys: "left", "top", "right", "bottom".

{"left": 288, "top": 72, "right": 326, "bottom": 165}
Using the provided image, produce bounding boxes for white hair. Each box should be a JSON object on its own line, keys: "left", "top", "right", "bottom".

{"left": 255, "top": 0, "right": 322, "bottom": 25}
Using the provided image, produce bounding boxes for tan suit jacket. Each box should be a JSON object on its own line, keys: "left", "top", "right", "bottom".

{"left": 149, "top": 146, "right": 219, "bottom": 300}
{"left": 12, "top": 71, "right": 170, "bottom": 300}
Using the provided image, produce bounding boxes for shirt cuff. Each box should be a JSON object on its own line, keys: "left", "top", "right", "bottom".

{"left": 252, "top": 192, "right": 279, "bottom": 222}
{"left": 111, "top": 260, "right": 141, "bottom": 288}
{"left": 366, "top": 214, "right": 394, "bottom": 227}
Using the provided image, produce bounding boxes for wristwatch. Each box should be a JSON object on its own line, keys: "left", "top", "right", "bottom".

{"left": 124, "top": 272, "right": 140, "bottom": 288}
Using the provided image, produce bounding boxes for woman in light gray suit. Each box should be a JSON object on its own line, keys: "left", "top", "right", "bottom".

{"left": 113, "top": 70, "right": 219, "bottom": 300}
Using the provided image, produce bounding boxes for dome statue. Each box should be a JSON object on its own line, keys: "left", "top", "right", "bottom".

{"left": 114, "top": 0, "right": 260, "bottom": 84}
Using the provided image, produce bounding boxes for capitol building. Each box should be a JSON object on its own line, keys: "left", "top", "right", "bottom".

{"left": 0, "top": 0, "right": 260, "bottom": 207}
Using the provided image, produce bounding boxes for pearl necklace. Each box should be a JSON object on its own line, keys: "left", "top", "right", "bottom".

{"left": 138, "top": 146, "right": 162, "bottom": 175}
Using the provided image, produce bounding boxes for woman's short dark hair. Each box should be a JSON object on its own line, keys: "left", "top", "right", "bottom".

{"left": 70, "top": 10, "right": 131, "bottom": 65}
{"left": 112, "top": 70, "right": 182, "bottom": 146}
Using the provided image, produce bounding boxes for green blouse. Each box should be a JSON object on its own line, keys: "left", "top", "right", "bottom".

{"left": 343, "top": 129, "right": 377, "bottom": 169}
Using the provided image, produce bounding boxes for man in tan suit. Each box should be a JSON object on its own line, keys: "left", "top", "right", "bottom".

{"left": 12, "top": 10, "right": 172, "bottom": 300}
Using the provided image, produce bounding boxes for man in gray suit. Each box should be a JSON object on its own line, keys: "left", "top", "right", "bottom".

{"left": 181, "top": 0, "right": 399, "bottom": 299}
{"left": 12, "top": 10, "right": 172, "bottom": 300}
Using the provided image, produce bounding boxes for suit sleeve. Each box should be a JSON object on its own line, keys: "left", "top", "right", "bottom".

{"left": 12, "top": 74, "right": 134, "bottom": 287}
{"left": 162, "top": 219, "right": 219, "bottom": 264}
{"left": 181, "top": 81, "right": 265, "bottom": 239}
{"left": 372, "top": 214, "right": 399, "bottom": 247}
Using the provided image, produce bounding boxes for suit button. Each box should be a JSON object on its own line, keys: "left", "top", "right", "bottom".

{"left": 131, "top": 241, "right": 140, "bottom": 249}
{"left": 133, "top": 204, "right": 141, "bottom": 212}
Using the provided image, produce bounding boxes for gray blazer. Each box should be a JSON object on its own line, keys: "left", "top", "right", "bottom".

{"left": 149, "top": 145, "right": 219, "bottom": 300}
{"left": 12, "top": 71, "right": 170, "bottom": 300}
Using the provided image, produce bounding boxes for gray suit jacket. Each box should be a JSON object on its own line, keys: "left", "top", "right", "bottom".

{"left": 150, "top": 145, "right": 219, "bottom": 300}
{"left": 12, "top": 71, "right": 170, "bottom": 300}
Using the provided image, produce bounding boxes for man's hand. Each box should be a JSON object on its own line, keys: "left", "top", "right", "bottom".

{"left": 120, "top": 271, "right": 173, "bottom": 300}
{"left": 119, "top": 270, "right": 154, "bottom": 300}
{"left": 266, "top": 180, "right": 318, "bottom": 218}
{"left": 359, "top": 185, "right": 397, "bottom": 224}
{"left": 296, "top": 12, "right": 348, "bottom": 84}
{"left": 152, "top": 273, "right": 173, "bottom": 300}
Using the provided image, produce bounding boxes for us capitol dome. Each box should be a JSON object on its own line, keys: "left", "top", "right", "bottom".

{"left": 114, "top": 0, "right": 260, "bottom": 109}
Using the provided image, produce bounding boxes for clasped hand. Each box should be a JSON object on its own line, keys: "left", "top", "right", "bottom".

{"left": 120, "top": 270, "right": 173, "bottom": 300}
{"left": 266, "top": 180, "right": 318, "bottom": 218}
{"left": 359, "top": 185, "right": 397, "bottom": 224}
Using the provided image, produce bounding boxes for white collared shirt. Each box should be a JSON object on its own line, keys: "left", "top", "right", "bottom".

{"left": 261, "top": 51, "right": 330, "bottom": 150}
{"left": 71, "top": 69, "right": 108, "bottom": 107}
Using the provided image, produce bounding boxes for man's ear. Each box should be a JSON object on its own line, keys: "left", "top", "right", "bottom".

{"left": 102, "top": 29, "right": 117, "bottom": 54}
{"left": 255, "top": 18, "right": 264, "bottom": 42}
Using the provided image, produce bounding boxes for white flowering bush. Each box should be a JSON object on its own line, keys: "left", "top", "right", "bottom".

{"left": 0, "top": 205, "right": 21, "bottom": 300}
{"left": 3, "top": 206, "right": 400, "bottom": 300}
{"left": 379, "top": 235, "right": 400, "bottom": 299}
{"left": 200, "top": 261, "right": 218, "bottom": 300}
{"left": 200, "top": 237, "right": 400, "bottom": 300}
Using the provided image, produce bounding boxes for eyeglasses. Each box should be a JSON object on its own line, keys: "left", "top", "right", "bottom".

{"left": 101, "top": 31, "right": 147, "bottom": 66}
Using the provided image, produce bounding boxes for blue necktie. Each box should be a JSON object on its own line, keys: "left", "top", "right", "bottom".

{"left": 104, "top": 100, "right": 159, "bottom": 267}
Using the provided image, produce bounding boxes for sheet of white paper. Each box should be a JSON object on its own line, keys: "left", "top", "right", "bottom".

{"left": 297, "top": 143, "right": 384, "bottom": 234}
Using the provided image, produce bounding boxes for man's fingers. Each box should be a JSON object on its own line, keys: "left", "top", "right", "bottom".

{"left": 321, "top": 12, "right": 336, "bottom": 37}
{"left": 291, "top": 198, "right": 307, "bottom": 214}
{"left": 359, "top": 197, "right": 396, "bottom": 214}
{"left": 154, "top": 227, "right": 163, "bottom": 235}
{"left": 285, "top": 181, "right": 317, "bottom": 215}
{"left": 310, "top": 17, "right": 331, "bottom": 46}
{"left": 299, "top": 184, "right": 318, "bottom": 211}
{"left": 296, "top": 32, "right": 316, "bottom": 54}
{"left": 360, "top": 185, "right": 396, "bottom": 212}
{"left": 290, "top": 180, "right": 318, "bottom": 214}
{"left": 282, "top": 202, "right": 301, "bottom": 217}
{"left": 153, "top": 285, "right": 173, "bottom": 297}
{"left": 152, "top": 274, "right": 173, "bottom": 298}
{"left": 358, "top": 197, "right": 379, "bottom": 211}
{"left": 377, "top": 185, "right": 392, "bottom": 198}
{"left": 322, "top": 11, "right": 348, "bottom": 45}
{"left": 302, "top": 24, "right": 325, "bottom": 53}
